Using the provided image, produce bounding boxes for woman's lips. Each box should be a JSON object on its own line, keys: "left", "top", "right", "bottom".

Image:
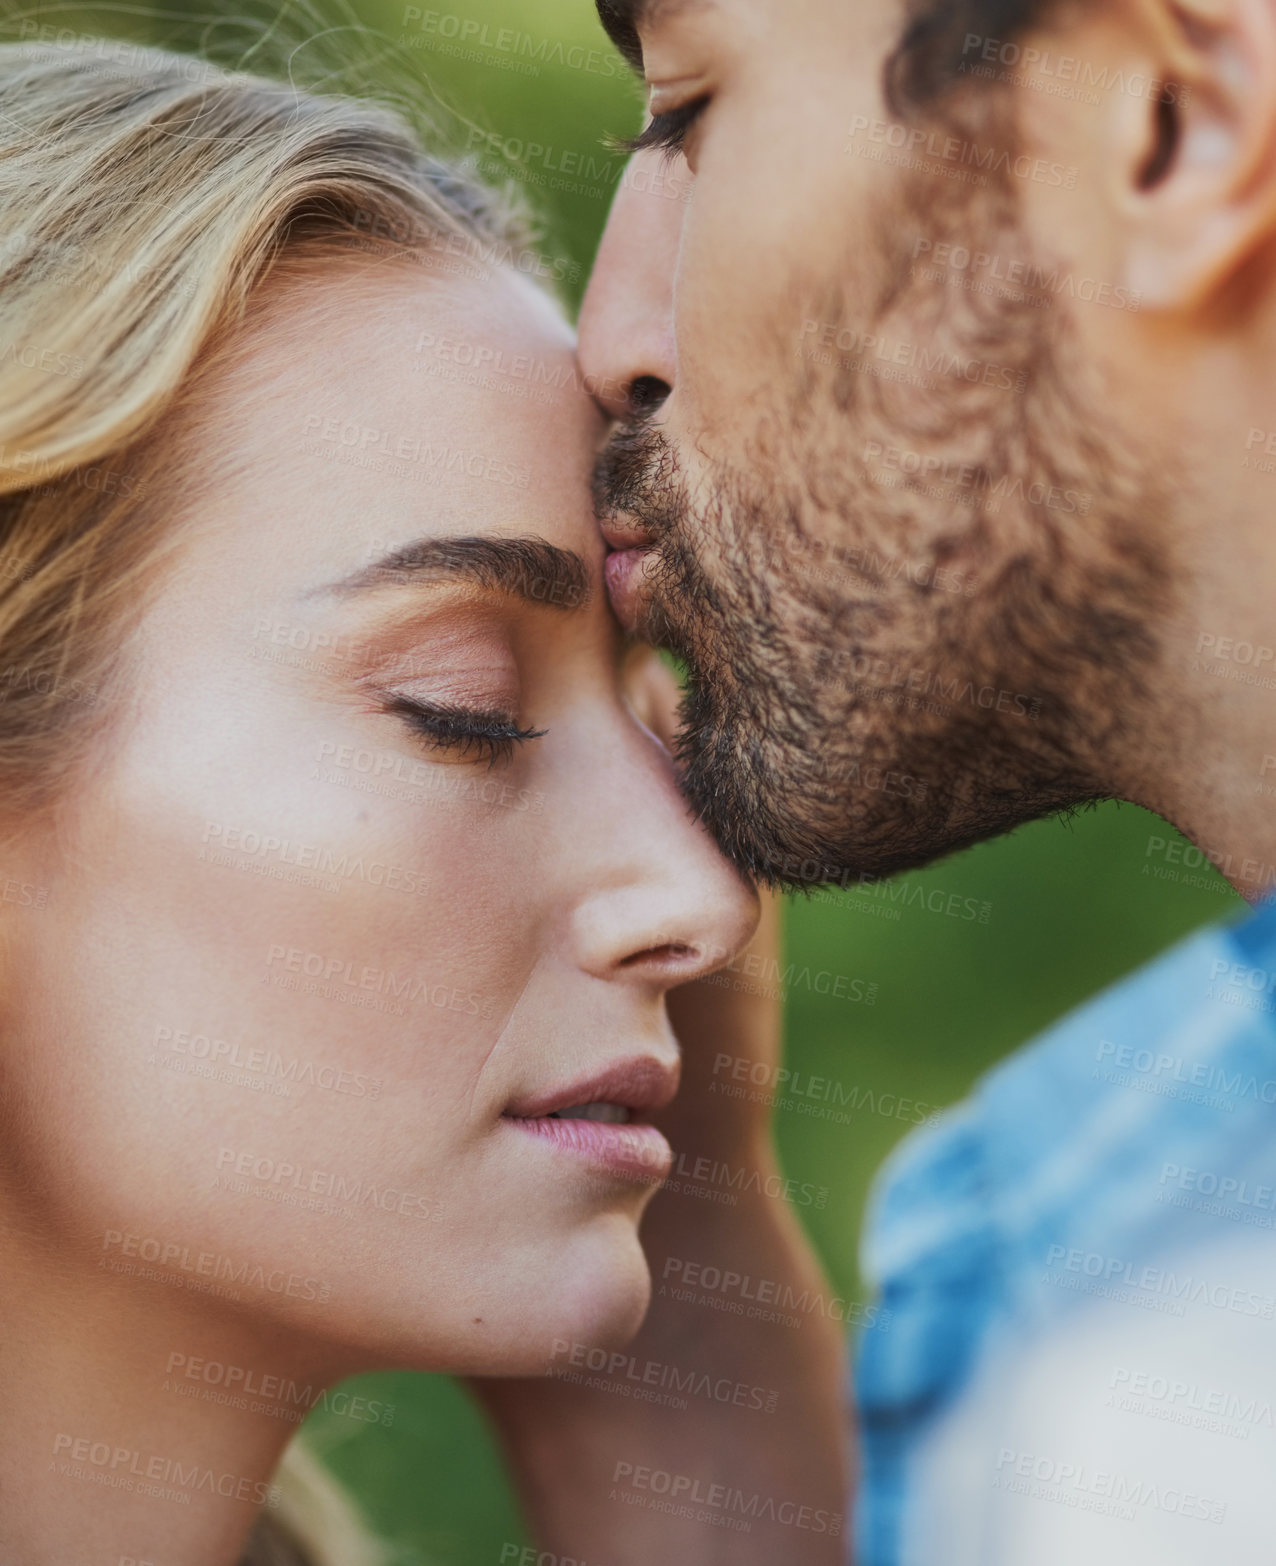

{"left": 604, "top": 547, "right": 656, "bottom": 636}
{"left": 503, "top": 1055, "right": 678, "bottom": 1184}
{"left": 504, "top": 1113, "right": 673, "bottom": 1184}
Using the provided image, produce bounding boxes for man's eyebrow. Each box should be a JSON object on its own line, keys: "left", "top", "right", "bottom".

{"left": 318, "top": 535, "right": 592, "bottom": 611}
{"left": 596, "top": 0, "right": 696, "bottom": 73}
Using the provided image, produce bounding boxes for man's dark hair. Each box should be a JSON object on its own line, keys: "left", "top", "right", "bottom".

{"left": 886, "top": 0, "right": 1062, "bottom": 109}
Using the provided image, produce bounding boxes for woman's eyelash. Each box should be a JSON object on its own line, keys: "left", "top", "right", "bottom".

{"left": 614, "top": 96, "right": 709, "bottom": 159}
{"left": 382, "top": 696, "right": 545, "bottom": 769}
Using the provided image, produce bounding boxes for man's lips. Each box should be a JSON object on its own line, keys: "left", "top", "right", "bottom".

{"left": 598, "top": 517, "right": 654, "bottom": 553}
{"left": 598, "top": 514, "right": 660, "bottom": 635}
{"left": 604, "top": 547, "right": 656, "bottom": 636}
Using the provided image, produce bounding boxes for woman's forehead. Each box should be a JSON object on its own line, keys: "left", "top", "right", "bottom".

{"left": 167, "top": 260, "right": 607, "bottom": 588}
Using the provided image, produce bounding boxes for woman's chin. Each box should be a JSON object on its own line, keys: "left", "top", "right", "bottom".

{"left": 484, "top": 1217, "right": 656, "bottom": 1376}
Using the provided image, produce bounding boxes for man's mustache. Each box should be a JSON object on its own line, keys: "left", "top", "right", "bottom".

{"left": 591, "top": 419, "right": 677, "bottom": 535}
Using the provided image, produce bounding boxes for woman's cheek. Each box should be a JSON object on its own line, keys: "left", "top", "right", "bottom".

{"left": 10, "top": 734, "right": 538, "bottom": 1285}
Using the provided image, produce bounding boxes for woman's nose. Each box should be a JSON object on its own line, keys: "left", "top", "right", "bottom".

{"left": 562, "top": 710, "right": 760, "bottom": 989}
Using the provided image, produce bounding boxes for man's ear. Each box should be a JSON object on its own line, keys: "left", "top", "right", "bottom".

{"left": 1022, "top": 0, "right": 1276, "bottom": 312}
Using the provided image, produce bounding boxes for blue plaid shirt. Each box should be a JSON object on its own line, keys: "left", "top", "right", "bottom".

{"left": 854, "top": 897, "right": 1276, "bottom": 1564}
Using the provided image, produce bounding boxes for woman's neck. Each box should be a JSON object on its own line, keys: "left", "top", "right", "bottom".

{"left": 0, "top": 1221, "right": 351, "bottom": 1566}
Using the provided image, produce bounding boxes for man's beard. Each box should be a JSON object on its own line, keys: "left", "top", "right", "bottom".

{"left": 594, "top": 176, "right": 1173, "bottom": 891}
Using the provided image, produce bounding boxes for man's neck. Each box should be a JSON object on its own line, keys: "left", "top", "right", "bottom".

{"left": 1119, "top": 562, "right": 1276, "bottom": 902}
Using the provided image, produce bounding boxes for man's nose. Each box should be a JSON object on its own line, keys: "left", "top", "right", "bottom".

{"left": 578, "top": 149, "right": 683, "bottom": 422}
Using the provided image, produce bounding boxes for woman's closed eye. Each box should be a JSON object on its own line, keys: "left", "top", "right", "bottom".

{"left": 381, "top": 693, "right": 546, "bottom": 769}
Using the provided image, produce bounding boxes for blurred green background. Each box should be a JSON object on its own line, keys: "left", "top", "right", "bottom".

{"left": 18, "top": 0, "right": 1246, "bottom": 1558}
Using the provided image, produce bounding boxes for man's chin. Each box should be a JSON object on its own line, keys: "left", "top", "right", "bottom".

{"left": 672, "top": 684, "right": 1092, "bottom": 892}
{"left": 669, "top": 717, "right": 887, "bottom": 890}
{"left": 678, "top": 757, "right": 994, "bottom": 890}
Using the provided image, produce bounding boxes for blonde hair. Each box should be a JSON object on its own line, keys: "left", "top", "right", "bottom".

{"left": 0, "top": 31, "right": 525, "bottom": 1564}
{"left": 0, "top": 32, "right": 527, "bottom": 822}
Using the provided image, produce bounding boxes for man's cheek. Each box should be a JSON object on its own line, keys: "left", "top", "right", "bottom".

{"left": 677, "top": 220, "right": 789, "bottom": 433}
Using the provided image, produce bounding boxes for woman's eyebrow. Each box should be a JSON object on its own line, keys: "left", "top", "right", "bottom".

{"left": 314, "top": 535, "right": 593, "bottom": 611}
